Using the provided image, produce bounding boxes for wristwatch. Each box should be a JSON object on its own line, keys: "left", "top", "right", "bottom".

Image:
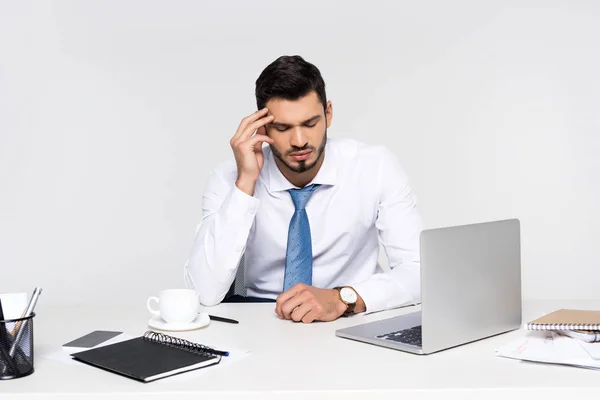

{"left": 334, "top": 286, "right": 358, "bottom": 316}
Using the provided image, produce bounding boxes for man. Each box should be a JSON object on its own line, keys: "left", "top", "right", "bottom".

{"left": 184, "top": 55, "right": 422, "bottom": 323}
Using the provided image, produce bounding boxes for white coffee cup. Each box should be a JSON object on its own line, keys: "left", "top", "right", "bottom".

{"left": 147, "top": 289, "right": 200, "bottom": 324}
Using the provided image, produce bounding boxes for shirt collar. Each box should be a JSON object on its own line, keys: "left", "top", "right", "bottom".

{"left": 266, "top": 141, "right": 338, "bottom": 192}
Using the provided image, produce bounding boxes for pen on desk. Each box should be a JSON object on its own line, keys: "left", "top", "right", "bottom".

{"left": 9, "top": 287, "right": 42, "bottom": 358}
{"left": 209, "top": 315, "right": 239, "bottom": 324}
{"left": 209, "top": 347, "right": 230, "bottom": 357}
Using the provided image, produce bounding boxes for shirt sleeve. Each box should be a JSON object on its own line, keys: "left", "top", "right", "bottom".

{"left": 183, "top": 166, "right": 259, "bottom": 306}
{"left": 351, "top": 147, "right": 423, "bottom": 314}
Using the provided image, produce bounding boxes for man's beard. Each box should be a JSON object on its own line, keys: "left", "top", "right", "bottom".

{"left": 270, "top": 130, "right": 327, "bottom": 174}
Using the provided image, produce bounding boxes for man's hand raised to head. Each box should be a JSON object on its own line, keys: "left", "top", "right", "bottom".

{"left": 275, "top": 284, "right": 365, "bottom": 324}
{"left": 230, "top": 108, "right": 275, "bottom": 196}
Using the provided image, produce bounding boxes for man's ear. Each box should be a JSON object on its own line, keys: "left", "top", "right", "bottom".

{"left": 325, "top": 101, "right": 333, "bottom": 128}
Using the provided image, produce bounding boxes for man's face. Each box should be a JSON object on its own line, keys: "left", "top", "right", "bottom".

{"left": 265, "top": 91, "right": 332, "bottom": 174}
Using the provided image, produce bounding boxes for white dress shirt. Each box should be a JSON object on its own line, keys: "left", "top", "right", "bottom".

{"left": 184, "top": 137, "right": 423, "bottom": 313}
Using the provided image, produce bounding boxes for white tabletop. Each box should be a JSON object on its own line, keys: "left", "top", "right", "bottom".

{"left": 2, "top": 299, "right": 600, "bottom": 400}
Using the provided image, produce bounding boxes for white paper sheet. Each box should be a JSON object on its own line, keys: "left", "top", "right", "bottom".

{"left": 0, "top": 292, "right": 28, "bottom": 319}
{"left": 495, "top": 330, "right": 600, "bottom": 370}
{"left": 579, "top": 341, "right": 600, "bottom": 360}
{"left": 156, "top": 345, "right": 251, "bottom": 384}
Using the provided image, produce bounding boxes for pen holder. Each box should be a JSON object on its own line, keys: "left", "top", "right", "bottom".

{"left": 0, "top": 313, "right": 35, "bottom": 380}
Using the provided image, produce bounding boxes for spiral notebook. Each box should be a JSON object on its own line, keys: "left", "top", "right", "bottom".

{"left": 526, "top": 309, "right": 600, "bottom": 331}
{"left": 70, "top": 331, "right": 223, "bottom": 382}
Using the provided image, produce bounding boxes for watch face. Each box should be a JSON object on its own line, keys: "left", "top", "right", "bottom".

{"left": 340, "top": 287, "right": 357, "bottom": 303}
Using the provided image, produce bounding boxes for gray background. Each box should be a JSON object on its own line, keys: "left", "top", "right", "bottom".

{"left": 1, "top": 0, "right": 598, "bottom": 308}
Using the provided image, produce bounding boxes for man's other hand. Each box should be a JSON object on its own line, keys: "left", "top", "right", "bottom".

{"left": 275, "top": 284, "right": 348, "bottom": 323}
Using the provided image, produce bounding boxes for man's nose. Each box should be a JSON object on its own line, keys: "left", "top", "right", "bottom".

{"left": 290, "top": 126, "right": 308, "bottom": 148}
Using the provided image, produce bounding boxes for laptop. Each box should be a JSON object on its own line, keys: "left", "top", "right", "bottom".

{"left": 335, "top": 218, "right": 522, "bottom": 355}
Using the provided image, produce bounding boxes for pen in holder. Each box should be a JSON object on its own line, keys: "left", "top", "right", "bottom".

{"left": 0, "top": 313, "right": 35, "bottom": 379}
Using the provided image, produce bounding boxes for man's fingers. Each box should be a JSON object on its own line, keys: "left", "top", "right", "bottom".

{"left": 291, "top": 303, "right": 312, "bottom": 323}
{"left": 233, "top": 108, "right": 269, "bottom": 140}
{"left": 275, "top": 284, "right": 307, "bottom": 317}
{"left": 282, "top": 292, "right": 311, "bottom": 320}
{"left": 238, "top": 115, "right": 274, "bottom": 142}
{"left": 275, "top": 284, "right": 309, "bottom": 318}
{"left": 280, "top": 295, "right": 304, "bottom": 320}
{"left": 233, "top": 111, "right": 273, "bottom": 142}
{"left": 301, "top": 310, "right": 318, "bottom": 324}
{"left": 250, "top": 134, "right": 274, "bottom": 151}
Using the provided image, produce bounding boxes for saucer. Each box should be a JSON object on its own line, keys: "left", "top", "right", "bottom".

{"left": 148, "top": 313, "right": 210, "bottom": 332}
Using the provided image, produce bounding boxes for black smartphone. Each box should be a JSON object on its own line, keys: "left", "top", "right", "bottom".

{"left": 63, "top": 330, "right": 122, "bottom": 348}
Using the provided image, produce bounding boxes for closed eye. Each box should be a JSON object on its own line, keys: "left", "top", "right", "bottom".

{"left": 270, "top": 116, "right": 320, "bottom": 132}
{"left": 275, "top": 123, "right": 316, "bottom": 132}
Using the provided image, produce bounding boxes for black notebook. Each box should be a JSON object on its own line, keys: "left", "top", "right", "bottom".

{"left": 70, "top": 331, "right": 222, "bottom": 382}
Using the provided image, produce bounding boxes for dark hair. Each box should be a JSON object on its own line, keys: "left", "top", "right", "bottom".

{"left": 255, "top": 55, "right": 327, "bottom": 111}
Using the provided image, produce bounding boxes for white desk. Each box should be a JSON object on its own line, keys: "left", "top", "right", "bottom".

{"left": 2, "top": 300, "right": 600, "bottom": 400}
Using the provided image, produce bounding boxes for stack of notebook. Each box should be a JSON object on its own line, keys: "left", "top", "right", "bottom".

{"left": 525, "top": 308, "right": 600, "bottom": 342}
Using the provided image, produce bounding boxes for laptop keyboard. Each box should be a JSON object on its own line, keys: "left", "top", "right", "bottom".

{"left": 376, "top": 325, "right": 422, "bottom": 347}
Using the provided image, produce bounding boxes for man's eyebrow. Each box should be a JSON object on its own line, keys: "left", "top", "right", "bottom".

{"left": 302, "top": 115, "right": 321, "bottom": 124}
{"left": 270, "top": 115, "right": 321, "bottom": 127}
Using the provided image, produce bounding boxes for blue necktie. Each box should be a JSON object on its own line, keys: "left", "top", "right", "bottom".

{"left": 283, "top": 184, "right": 321, "bottom": 291}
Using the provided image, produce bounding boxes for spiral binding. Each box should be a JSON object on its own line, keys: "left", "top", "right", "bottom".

{"left": 527, "top": 323, "right": 600, "bottom": 331}
{"left": 142, "top": 331, "right": 219, "bottom": 358}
